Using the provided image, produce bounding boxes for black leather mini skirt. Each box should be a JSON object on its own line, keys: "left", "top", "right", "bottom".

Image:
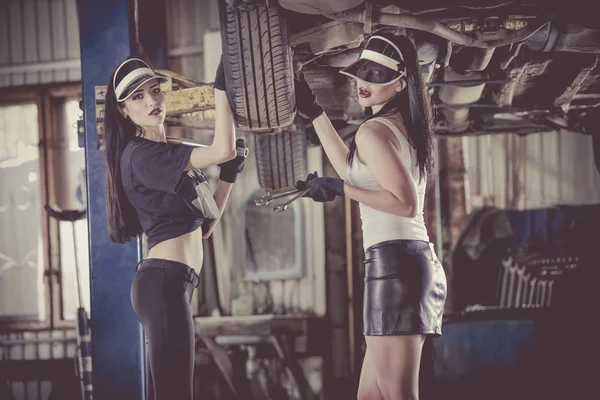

{"left": 363, "top": 240, "right": 447, "bottom": 336}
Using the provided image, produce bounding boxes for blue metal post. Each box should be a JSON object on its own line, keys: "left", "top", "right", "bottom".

{"left": 77, "top": 1, "right": 144, "bottom": 399}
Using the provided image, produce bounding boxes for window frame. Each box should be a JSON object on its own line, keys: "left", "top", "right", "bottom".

{"left": 0, "top": 83, "right": 82, "bottom": 332}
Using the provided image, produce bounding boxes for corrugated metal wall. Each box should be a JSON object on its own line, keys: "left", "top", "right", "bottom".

{"left": 464, "top": 130, "right": 600, "bottom": 211}
{"left": 0, "top": 0, "right": 81, "bottom": 87}
{"left": 0, "top": 0, "right": 220, "bottom": 88}
{"left": 166, "top": 0, "right": 220, "bottom": 81}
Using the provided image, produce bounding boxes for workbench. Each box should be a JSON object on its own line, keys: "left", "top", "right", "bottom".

{"left": 194, "top": 314, "right": 327, "bottom": 400}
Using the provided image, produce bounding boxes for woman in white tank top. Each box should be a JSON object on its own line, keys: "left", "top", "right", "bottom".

{"left": 294, "top": 31, "right": 447, "bottom": 400}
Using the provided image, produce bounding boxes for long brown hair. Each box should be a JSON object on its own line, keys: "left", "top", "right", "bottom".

{"left": 103, "top": 66, "right": 144, "bottom": 243}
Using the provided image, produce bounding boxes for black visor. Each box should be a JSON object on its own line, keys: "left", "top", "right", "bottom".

{"left": 113, "top": 58, "right": 169, "bottom": 102}
{"left": 340, "top": 35, "right": 406, "bottom": 86}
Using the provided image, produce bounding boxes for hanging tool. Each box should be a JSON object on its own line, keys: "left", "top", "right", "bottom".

{"left": 45, "top": 205, "right": 92, "bottom": 400}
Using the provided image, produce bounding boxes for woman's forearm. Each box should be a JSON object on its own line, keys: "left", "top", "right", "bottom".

{"left": 312, "top": 113, "right": 350, "bottom": 179}
{"left": 343, "top": 182, "right": 417, "bottom": 218}
{"left": 186, "top": 91, "right": 236, "bottom": 170}
{"left": 213, "top": 180, "right": 233, "bottom": 212}
{"left": 212, "top": 89, "right": 236, "bottom": 160}
{"left": 202, "top": 180, "right": 233, "bottom": 239}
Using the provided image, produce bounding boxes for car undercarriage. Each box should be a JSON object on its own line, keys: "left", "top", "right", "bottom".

{"left": 219, "top": 0, "right": 600, "bottom": 187}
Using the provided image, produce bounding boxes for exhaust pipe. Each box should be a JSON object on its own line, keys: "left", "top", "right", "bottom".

{"left": 326, "top": 3, "right": 548, "bottom": 48}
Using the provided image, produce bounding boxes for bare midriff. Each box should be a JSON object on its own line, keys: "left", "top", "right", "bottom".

{"left": 146, "top": 227, "right": 204, "bottom": 273}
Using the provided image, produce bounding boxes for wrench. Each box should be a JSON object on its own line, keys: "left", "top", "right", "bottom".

{"left": 528, "top": 277, "right": 537, "bottom": 308}
{"left": 506, "top": 260, "right": 518, "bottom": 308}
{"left": 546, "top": 280, "right": 554, "bottom": 307}
{"left": 514, "top": 265, "right": 526, "bottom": 308}
{"left": 263, "top": 185, "right": 300, "bottom": 198}
{"left": 521, "top": 272, "right": 530, "bottom": 308}
{"left": 255, "top": 186, "right": 302, "bottom": 206}
{"left": 499, "top": 257, "right": 512, "bottom": 307}
{"left": 272, "top": 187, "right": 311, "bottom": 212}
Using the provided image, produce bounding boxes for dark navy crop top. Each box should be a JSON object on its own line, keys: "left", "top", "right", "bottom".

{"left": 120, "top": 138, "right": 219, "bottom": 250}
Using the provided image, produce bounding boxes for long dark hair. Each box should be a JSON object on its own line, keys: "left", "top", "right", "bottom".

{"left": 103, "top": 66, "right": 144, "bottom": 243}
{"left": 347, "top": 31, "right": 435, "bottom": 184}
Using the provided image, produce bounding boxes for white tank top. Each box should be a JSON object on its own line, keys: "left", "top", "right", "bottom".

{"left": 346, "top": 117, "right": 429, "bottom": 251}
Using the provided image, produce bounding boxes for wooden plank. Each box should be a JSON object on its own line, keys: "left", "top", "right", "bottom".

{"left": 164, "top": 84, "right": 215, "bottom": 115}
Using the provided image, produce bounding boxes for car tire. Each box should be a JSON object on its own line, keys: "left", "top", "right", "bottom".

{"left": 254, "top": 130, "right": 307, "bottom": 190}
{"left": 219, "top": 1, "right": 305, "bottom": 189}
{"left": 218, "top": 1, "right": 296, "bottom": 130}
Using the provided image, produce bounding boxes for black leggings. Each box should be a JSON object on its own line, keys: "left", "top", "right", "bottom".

{"left": 131, "top": 258, "right": 199, "bottom": 400}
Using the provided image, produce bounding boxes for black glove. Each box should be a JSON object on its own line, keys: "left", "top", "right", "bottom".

{"left": 218, "top": 138, "right": 247, "bottom": 183}
{"left": 296, "top": 171, "right": 344, "bottom": 203}
{"left": 214, "top": 55, "right": 226, "bottom": 91}
{"left": 295, "top": 74, "right": 324, "bottom": 121}
{"left": 295, "top": 171, "right": 317, "bottom": 191}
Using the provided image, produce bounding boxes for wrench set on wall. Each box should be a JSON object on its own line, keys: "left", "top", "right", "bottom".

{"left": 497, "top": 253, "right": 579, "bottom": 309}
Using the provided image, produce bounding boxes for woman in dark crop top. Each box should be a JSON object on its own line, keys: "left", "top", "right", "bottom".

{"left": 103, "top": 57, "right": 243, "bottom": 399}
